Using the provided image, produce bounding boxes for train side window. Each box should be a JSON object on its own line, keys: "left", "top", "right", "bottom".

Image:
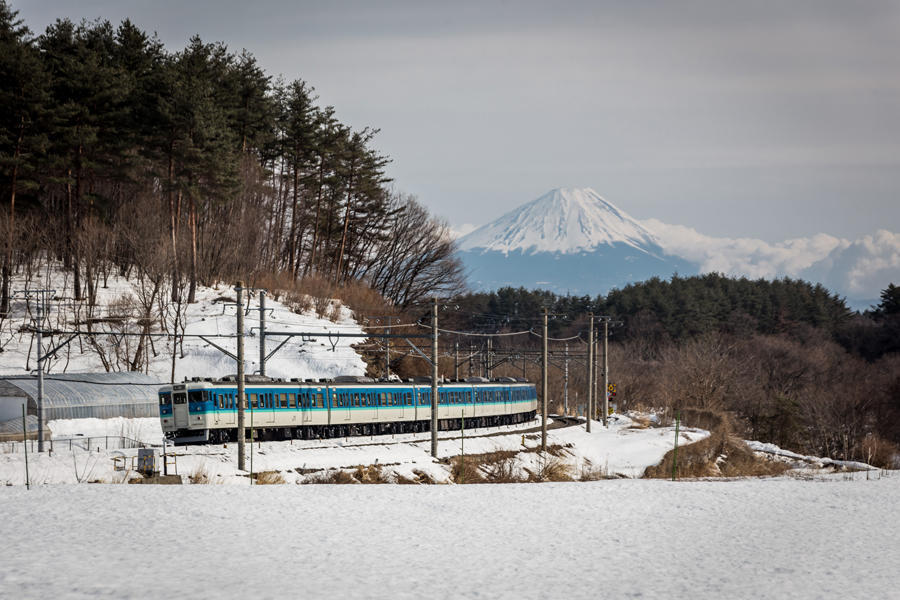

{"left": 289, "top": 393, "right": 296, "bottom": 408}
{"left": 249, "top": 393, "right": 257, "bottom": 409}
{"left": 379, "top": 392, "right": 387, "bottom": 407}
{"left": 218, "top": 394, "right": 224, "bottom": 409}
{"left": 316, "top": 393, "right": 324, "bottom": 408}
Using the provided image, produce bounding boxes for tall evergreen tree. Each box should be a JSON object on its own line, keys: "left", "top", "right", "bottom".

{"left": 0, "top": 1, "right": 48, "bottom": 315}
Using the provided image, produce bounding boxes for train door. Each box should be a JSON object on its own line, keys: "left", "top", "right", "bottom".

{"left": 173, "top": 390, "right": 188, "bottom": 428}
{"left": 223, "top": 392, "right": 235, "bottom": 425}
{"left": 302, "top": 390, "right": 312, "bottom": 424}
{"left": 266, "top": 392, "right": 276, "bottom": 424}
{"left": 212, "top": 393, "right": 220, "bottom": 425}
{"left": 340, "top": 389, "right": 351, "bottom": 422}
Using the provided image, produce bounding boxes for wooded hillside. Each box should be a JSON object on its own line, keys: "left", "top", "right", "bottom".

{"left": 436, "top": 276, "right": 900, "bottom": 467}
{"left": 0, "top": 2, "right": 464, "bottom": 316}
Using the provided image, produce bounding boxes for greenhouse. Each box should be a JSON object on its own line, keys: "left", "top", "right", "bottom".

{"left": 0, "top": 372, "right": 162, "bottom": 434}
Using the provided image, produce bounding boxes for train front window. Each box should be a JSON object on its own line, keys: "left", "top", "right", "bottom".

{"left": 159, "top": 394, "right": 171, "bottom": 406}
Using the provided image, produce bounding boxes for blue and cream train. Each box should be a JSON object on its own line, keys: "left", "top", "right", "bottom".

{"left": 158, "top": 375, "right": 539, "bottom": 445}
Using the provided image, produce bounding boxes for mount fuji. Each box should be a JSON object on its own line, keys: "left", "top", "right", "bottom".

{"left": 456, "top": 188, "right": 698, "bottom": 294}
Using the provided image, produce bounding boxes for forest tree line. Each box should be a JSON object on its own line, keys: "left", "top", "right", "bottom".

{"left": 0, "top": 2, "right": 464, "bottom": 317}
{"left": 429, "top": 276, "right": 900, "bottom": 467}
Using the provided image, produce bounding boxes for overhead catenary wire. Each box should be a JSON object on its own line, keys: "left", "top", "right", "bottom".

{"left": 528, "top": 330, "right": 584, "bottom": 342}
{"left": 413, "top": 322, "right": 533, "bottom": 337}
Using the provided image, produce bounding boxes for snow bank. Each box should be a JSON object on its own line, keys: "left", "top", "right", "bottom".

{"left": 747, "top": 439, "right": 876, "bottom": 472}
{"left": 0, "top": 415, "right": 707, "bottom": 486}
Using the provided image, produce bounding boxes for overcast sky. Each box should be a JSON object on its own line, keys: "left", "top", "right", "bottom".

{"left": 16, "top": 0, "right": 900, "bottom": 242}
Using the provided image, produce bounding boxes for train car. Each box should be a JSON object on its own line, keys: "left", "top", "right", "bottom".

{"left": 158, "top": 375, "right": 538, "bottom": 445}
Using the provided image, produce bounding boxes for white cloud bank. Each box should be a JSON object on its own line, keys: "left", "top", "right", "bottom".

{"left": 642, "top": 218, "right": 900, "bottom": 304}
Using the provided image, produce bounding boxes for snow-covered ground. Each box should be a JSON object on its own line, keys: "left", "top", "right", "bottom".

{"left": 0, "top": 415, "right": 710, "bottom": 485}
{"left": 0, "top": 263, "right": 367, "bottom": 381}
{"left": 47, "top": 417, "right": 162, "bottom": 442}
{"left": 0, "top": 475, "right": 896, "bottom": 599}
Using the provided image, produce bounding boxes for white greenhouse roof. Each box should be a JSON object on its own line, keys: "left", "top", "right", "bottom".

{"left": 0, "top": 372, "right": 162, "bottom": 408}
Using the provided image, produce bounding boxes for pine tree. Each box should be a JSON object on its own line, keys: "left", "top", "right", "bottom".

{"left": 0, "top": 1, "right": 48, "bottom": 315}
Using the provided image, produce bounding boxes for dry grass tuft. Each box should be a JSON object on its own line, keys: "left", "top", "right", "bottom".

{"left": 303, "top": 465, "right": 394, "bottom": 484}
{"left": 579, "top": 458, "right": 611, "bottom": 481}
{"left": 483, "top": 457, "right": 522, "bottom": 483}
{"left": 411, "top": 469, "right": 437, "bottom": 484}
{"left": 450, "top": 457, "right": 486, "bottom": 484}
{"left": 189, "top": 463, "right": 211, "bottom": 484}
{"left": 255, "top": 470, "right": 286, "bottom": 485}
{"left": 528, "top": 454, "right": 573, "bottom": 482}
{"left": 303, "top": 469, "right": 358, "bottom": 484}
{"left": 355, "top": 464, "right": 388, "bottom": 484}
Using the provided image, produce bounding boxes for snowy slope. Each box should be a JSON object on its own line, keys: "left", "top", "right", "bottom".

{"left": 0, "top": 264, "right": 367, "bottom": 382}
{"left": 456, "top": 188, "right": 694, "bottom": 293}
{"left": 458, "top": 187, "right": 662, "bottom": 256}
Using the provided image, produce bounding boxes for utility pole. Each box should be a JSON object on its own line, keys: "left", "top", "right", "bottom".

{"left": 236, "top": 282, "right": 246, "bottom": 472}
{"left": 385, "top": 316, "right": 392, "bottom": 379}
{"left": 454, "top": 340, "right": 459, "bottom": 380}
{"left": 487, "top": 337, "right": 493, "bottom": 379}
{"left": 594, "top": 336, "right": 600, "bottom": 422}
{"left": 603, "top": 317, "right": 609, "bottom": 428}
{"left": 19, "top": 289, "right": 54, "bottom": 452}
{"left": 258, "top": 290, "right": 266, "bottom": 377}
{"left": 468, "top": 344, "right": 474, "bottom": 378}
{"left": 431, "top": 298, "right": 439, "bottom": 459}
{"left": 587, "top": 313, "right": 593, "bottom": 433}
{"left": 36, "top": 294, "right": 44, "bottom": 452}
{"left": 541, "top": 308, "right": 548, "bottom": 451}
{"left": 563, "top": 343, "right": 569, "bottom": 415}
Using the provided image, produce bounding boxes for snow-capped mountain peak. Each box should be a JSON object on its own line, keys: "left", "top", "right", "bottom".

{"left": 457, "top": 187, "right": 659, "bottom": 255}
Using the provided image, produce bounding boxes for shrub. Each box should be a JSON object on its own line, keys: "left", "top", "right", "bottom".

{"left": 255, "top": 470, "right": 285, "bottom": 485}
{"left": 861, "top": 435, "right": 900, "bottom": 469}
{"left": 189, "top": 463, "right": 210, "bottom": 484}
{"left": 528, "top": 454, "right": 572, "bottom": 482}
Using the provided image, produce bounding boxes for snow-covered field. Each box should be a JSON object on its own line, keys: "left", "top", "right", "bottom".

{"left": 0, "top": 475, "right": 896, "bottom": 600}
